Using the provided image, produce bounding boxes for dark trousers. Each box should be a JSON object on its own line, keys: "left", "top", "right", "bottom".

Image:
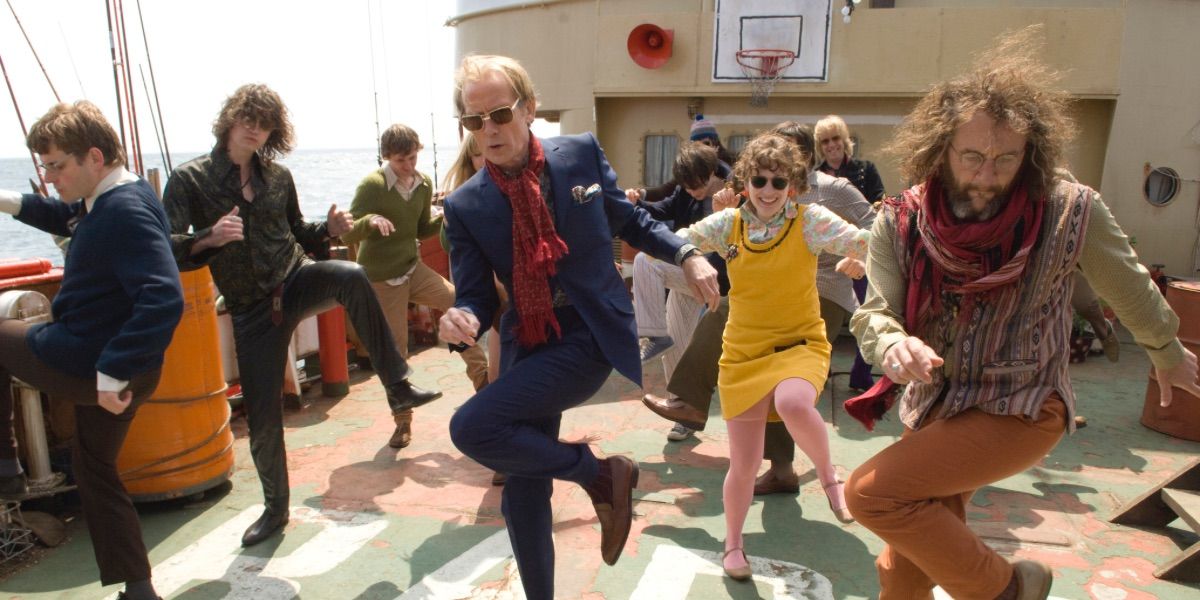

{"left": 230, "top": 260, "right": 410, "bottom": 511}
{"left": 849, "top": 277, "right": 875, "bottom": 389}
{"left": 0, "top": 318, "right": 160, "bottom": 585}
{"left": 449, "top": 307, "right": 609, "bottom": 600}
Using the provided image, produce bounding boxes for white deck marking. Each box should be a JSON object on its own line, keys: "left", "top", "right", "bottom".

{"left": 629, "top": 544, "right": 834, "bottom": 599}
{"left": 126, "top": 506, "right": 387, "bottom": 600}
{"left": 396, "top": 529, "right": 520, "bottom": 599}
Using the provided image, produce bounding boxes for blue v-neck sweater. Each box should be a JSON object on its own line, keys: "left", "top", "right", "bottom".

{"left": 16, "top": 179, "right": 183, "bottom": 381}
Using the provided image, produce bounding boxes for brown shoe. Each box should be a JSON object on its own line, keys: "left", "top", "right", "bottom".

{"left": 753, "top": 470, "right": 800, "bottom": 496}
{"left": 641, "top": 393, "right": 707, "bottom": 431}
{"left": 388, "top": 410, "right": 413, "bottom": 448}
{"left": 1013, "top": 560, "right": 1053, "bottom": 599}
{"left": 491, "top": 471, "right": 507, "bottom": 486}
{"left": 582, "top": 456, "right": 640, "bottom": 566}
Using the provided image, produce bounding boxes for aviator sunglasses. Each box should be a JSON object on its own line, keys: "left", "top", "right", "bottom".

{"left": 459, "top": 98, "right": 521, "bottom": 132}
{"left": 749, "top": 175, "right": 789, "bottom": 191}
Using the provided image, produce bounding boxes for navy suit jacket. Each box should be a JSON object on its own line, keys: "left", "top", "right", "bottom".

{"left": 444, "top": 133, "right": 686, "bottom": 384}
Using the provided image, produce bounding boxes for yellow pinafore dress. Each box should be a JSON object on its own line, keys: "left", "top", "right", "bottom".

{"left": 717, "top": 208, "right": 830, "bottom": 420}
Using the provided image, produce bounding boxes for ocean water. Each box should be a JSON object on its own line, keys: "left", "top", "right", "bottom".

{"left": 0, "top": 145, "right": 461, "bottom": 264}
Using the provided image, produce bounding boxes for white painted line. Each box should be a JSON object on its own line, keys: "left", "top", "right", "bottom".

{"left": 630, "top": 544, "right": 834, "bottom": 600}
{"left": 396, "top": 528, "right": 518, "bottom": 600}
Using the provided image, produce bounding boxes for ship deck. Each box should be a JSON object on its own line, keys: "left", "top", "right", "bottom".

{"left": 1, "top": 328, "right": 1199, "bottom": 599}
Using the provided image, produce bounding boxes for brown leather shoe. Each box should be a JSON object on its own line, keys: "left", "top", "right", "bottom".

{"left": 641, "top": 393, "right": 707, "bottom": 431}
{"left": 1013, "top": 560, "right": 1053, "bottom": 599}
{"left": 753, "top": 470, "right": 800, "bottom": 496}
{"left": 389, "top": 410, "right": 413, "bottom": 449}
{"left": 583, "top": 456, "right": 640, "bottom": 566}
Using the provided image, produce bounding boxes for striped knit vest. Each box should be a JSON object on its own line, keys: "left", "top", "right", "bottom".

{"left": 893, "top": 180, "right": 1093, "bottom": 429}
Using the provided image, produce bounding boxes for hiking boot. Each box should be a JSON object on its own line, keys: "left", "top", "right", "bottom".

{"left": 389, "top": 410, "right": 413, "bottom": 449}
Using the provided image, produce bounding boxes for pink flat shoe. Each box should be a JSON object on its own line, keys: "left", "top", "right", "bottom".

{"left": 823, "top": 480, "right": 855, "bottom": 524}
{"left": 722, "top": 547, "right": 752, "bottom": 581}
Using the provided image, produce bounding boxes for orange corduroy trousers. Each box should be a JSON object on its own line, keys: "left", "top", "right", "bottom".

{"left": 846, "top": 395, "right": 1067, "bottom": 600}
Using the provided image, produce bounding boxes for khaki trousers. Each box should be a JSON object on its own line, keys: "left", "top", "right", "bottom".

{"left": 371, "top": 261, "right": 489, "bottom": 391}
{"left": 846, "top": 395, "right": 1067, "bottom": 599}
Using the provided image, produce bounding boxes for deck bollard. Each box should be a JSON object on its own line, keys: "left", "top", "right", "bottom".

{"left": 317, "top": 306, "right": 350, "bottom": 396}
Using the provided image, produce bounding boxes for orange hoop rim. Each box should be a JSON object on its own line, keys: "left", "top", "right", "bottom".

{"left": 735, "top": 49, "right": 797, "bottom": 77}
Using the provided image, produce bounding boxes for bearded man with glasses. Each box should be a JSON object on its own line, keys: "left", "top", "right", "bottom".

{"left": 843, "top": 28, "right": 1200, "bottom": 600}
{"left": 437, "top": 54, "right": 719, "bottom": 600}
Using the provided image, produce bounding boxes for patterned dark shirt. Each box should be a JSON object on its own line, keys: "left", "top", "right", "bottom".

{"left": 164, "top": 146, "right": 328, "bottom": 314}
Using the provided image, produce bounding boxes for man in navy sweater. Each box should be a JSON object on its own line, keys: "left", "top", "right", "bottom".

{"left": 0, "top": 101, "right": 182, "bottom": 600}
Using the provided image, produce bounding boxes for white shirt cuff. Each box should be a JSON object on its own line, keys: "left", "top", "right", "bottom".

{"left": 96, "top": 371, "right": 129, "bottom": 393}
{"left": 0, "top": 190, "right": 22, "bottom": 215}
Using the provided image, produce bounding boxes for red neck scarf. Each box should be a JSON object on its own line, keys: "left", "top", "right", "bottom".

{"left": 844, "top": 176, "right": 1044, "bottom": 430}
{"left": 485, "top": 135, "right": 569, "bottom": 347}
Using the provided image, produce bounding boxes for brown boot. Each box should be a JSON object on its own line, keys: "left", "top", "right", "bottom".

{"left": 753, "top": 470, "right": 800, "bottom": 495}
{"left": 389, "top": 409, "right": 413, "bottom": 449}
{"left": 641, "top": 393, "right": 707, "bottom": 431}
{"left": 582, "top": 456, "right": 639, "bottom": 566}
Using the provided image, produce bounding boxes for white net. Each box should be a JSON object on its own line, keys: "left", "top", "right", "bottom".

{"left": 736, "top": 50, "right": 795, "bottom": 107}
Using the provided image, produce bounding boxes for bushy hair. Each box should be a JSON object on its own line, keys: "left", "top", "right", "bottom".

{"left": 672, "top": 142, "right": 719, "bottom": 190}
{"left": 212, "top": 83, "right": 295, "bottom": 162}
{"left": 885, "top": 25, "right": 1075, "bottom": 198}
{"left": 27, "top": 101, "right": 125, "bottom": 166}
{"left": 733, "top": 133, "right": 809, "bottom": 197}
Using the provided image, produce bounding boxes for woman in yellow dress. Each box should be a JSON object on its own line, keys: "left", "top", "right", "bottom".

{"left": 676, "top": 132, "right": 869, "bottom": 580}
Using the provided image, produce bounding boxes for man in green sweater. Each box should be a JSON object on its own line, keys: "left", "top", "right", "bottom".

{"left": 344, "top": 124, "right": 489, "bottom": 449}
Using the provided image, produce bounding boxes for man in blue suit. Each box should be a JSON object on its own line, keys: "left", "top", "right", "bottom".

{"left": 438, "top": 55, "right": 720, "bottom": 600}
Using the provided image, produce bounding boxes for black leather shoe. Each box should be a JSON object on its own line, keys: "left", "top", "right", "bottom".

{"left": 116, "top": 593, "right": 163, "bottom": 600}
{"left": 241, "top": 507, "right": 289, "bottom": 547}
{"left": 0, "top": 473, "right": 28, "bottom": 499}
{"left": 386, "top": 379, "right": 442, "bottom": 413}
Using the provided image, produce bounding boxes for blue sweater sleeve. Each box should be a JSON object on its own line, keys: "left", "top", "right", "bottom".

{"left": 96, "top": 196, "right": 184, "bottom": 380}
{"left": 17, "top": 194, "right": 81, "bottom": 237}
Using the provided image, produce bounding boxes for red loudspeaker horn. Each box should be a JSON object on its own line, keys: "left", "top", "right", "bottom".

{"left": 628, "top": 23, "right": 674, "bottom": 69}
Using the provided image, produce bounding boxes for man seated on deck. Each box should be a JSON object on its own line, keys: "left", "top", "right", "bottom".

{"left": 624, "top": 141, "right": 730, "bottom": 439}
{"left": 843, "top": 27, "right": 1200, "bottom": 600}
{"left": 163, "top": 83, "right": 441, "bottom": 548}
{"left": 0, "top": 101, "right": 183, "bottom": 600}
{"left": 437, "top": 54, "right": 719, "bottom": 600}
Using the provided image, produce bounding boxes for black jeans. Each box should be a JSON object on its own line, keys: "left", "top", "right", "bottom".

{"left": 0, "top": 318, "right": 161, "bottom": 585}
{"left": 230, "top": 260, "right": 410, "bottom": 510}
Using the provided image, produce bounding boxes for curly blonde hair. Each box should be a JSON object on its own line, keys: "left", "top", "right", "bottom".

{"left": 732, "top": 132, "right": 809, "bottom": 197}
{"left": 885, "top": 25, "right": 1075, "bottom": 198}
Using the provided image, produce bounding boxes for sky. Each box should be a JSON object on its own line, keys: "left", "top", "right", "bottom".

{"left": 0, "top": 0, "right": 464, "bottom": 159}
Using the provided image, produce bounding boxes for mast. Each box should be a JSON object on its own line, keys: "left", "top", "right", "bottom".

{"left": 5, "top": 0, "right": 60, "bottom": 102}
{"left": 0, "top": 50, "right": 48, "bottom": 195}
{"left": 104, "top": 0, "right": 128, "bottom": 161}
{"left": 135, "top": 0, "right": 171, "bottom": 171}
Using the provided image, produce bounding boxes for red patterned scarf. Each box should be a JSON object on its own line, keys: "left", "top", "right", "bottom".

{"left": 845, "top": 176, "right": 1044, "bottom": 430}
{"left": 485, "top": 135, "right": 568, "bottom": 347}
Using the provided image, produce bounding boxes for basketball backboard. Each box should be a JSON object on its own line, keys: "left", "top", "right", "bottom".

{"left": 712, "top": 0, "right": 832, "bottom": 82}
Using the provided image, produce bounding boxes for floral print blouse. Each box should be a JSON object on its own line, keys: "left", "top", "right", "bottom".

{"left": 677, "top": 199, "right": 868, "bottom": 262}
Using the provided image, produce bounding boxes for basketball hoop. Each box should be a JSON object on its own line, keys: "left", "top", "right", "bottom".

{"left": 736, "top": 49, "right": 796, "bottom": 107}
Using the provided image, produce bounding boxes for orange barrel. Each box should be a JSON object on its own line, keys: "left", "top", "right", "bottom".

{"left": 1143, "top": 367, "right": 1200, "bottom": 442}
{"left": 117, "top": 267, "right": 234, "bottom": 501}
{"left": 1165, "top": 281, "right": 1200, "bottom": 345}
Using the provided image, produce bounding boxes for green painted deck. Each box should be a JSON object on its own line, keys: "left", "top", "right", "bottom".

{"left": 1, "top": 330, "right": 1198, "bottom": 599}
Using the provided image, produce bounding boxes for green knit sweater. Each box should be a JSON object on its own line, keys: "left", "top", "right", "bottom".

{"left": 343, "top": 169, "right": 443, "bottom": 282}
